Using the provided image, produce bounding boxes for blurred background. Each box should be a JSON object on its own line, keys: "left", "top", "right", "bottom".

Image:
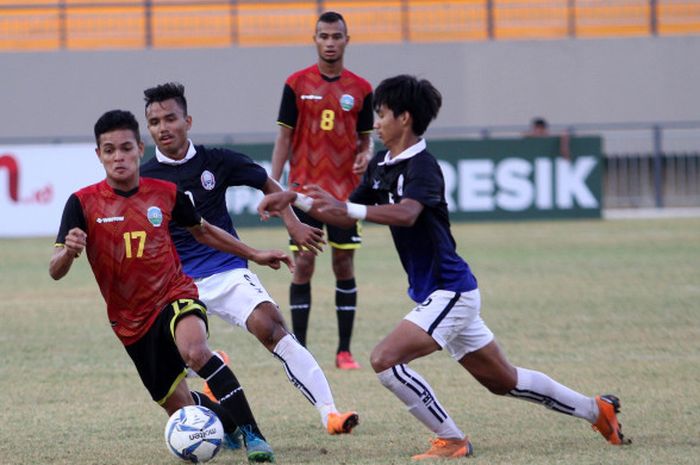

{"left": 1, "top": 0, "right": 699, "bottom": 237}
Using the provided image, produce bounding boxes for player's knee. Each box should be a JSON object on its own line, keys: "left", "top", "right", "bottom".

{"left": 370, "top": 347, "right": 398, "bottom": 373}
{"left": 481, "top": 375, "right": 516, "bottom": 395}
{"left": 180, "top": 344, "right": 211, "bottom": 371}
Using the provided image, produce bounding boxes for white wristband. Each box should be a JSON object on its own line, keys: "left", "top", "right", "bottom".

{"left": 346, "top": 202, "right": 367, "bottom": 220}
{"left": 293, "top": 193, "right": 314, "bottom": 212}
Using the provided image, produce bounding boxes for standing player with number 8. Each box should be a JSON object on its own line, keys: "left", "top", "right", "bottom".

{"left": 271, "top": 11, "right": 374, "bottom": 370}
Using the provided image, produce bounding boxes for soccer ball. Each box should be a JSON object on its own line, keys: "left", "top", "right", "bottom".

{"left": 164, "top": 405, "right": 224, "bottom": 463}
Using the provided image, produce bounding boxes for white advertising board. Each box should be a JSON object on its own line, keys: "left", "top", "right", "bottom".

{"left": 0, "top": 144, "right": 104, "bottom": 237}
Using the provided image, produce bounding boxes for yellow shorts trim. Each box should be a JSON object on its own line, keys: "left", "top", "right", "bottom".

{"left": 156, "top": 368, "right": 188, "bottom": 406}
{"left": 168, "top": 298, "right": 208, "bottom": 339}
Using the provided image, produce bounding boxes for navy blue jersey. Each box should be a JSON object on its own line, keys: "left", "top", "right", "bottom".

{"left": 140, "top": 144, "right": 268, "bottom": 278}
{"left": 350, "top": 145, "right": 477, "bottom": 302}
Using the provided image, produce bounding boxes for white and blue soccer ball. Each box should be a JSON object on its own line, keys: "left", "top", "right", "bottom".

{"left": 164, "top": 405, "right": 224, "bottom": 463}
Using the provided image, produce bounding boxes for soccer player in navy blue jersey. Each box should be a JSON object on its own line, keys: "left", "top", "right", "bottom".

{"left": 259, "top": 75, "right": 629, "bottom": 460}
{"left": 140, "top": 82, "right": 359, "bottom": 436}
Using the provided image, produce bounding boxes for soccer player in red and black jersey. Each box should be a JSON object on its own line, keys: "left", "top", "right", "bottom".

{"left": 49, "top": 110, "right": 290, "bottom": 462}
{"left": 270, "top": 11, "right": 373, "bottom": 370}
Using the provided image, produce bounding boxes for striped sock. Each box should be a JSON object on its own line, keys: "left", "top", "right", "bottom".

{"left": 377, "top": 364, "right": 464, "bottom": 439}
{"left": 507, "top": 366, "right": 598, "bottom": 423}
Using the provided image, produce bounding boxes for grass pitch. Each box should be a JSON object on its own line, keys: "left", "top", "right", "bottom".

{"left": 1, "top": 218, "right": 699, "bottom": 464}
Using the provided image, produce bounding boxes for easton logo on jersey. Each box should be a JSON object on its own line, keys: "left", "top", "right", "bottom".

{"left": 200, "top": 170, "right": 216, "bottom": 191}
{"left": 339, "top": 94, "right": 354, "bottom": 111}
{"left": 147, "top": 206, "right": 163, "bottom": 227}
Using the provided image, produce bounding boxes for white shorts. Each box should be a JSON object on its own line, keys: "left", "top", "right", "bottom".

{"left": 404, "top": 288, "right": 494, "bottom": 360}
{"left": 194, "top": 268, "right": 276, "bottom": 330}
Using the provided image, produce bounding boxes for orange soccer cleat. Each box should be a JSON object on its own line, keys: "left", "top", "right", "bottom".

{"left": 411, "top": 437, "right": 474, "bottom": 460}
{"left": 326, "top": 411, "right": 359, "bottom": 435}
{"left": 592, "top": 394, "right": 631, "bottom": 445}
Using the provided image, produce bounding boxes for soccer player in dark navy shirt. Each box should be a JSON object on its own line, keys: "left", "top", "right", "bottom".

{"left": 50, "top": 110, "right": 292, "bottom": 462}
{"left": 259, "top": 75, "right": 629, "bottom": 460}
{"left": 140, "top": 82, "right": 359, "bottom": 436}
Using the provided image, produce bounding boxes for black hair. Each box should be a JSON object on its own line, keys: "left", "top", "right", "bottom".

{"left": 532, "top": 117, "right": 548, "bottom": 129}
{"left": 373, "top": 75, "right": 442, "bottom": 136}
{"left": 94, "top": 110, "right": 140, "bottom": 145}
{"left": 143, "top": 82, "right": 188, "bottom": 115}
{"left": 317, "top": 11, "right": 347, "bottom": 34}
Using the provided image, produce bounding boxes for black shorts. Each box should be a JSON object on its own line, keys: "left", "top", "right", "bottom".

{"left": 124, "top": 298, "right": 208, "bottom": 405}
{"left": 290, "top": 207, "right": 362, "bottom": 251}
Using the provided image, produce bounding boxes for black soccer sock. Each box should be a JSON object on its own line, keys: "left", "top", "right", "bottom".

{"left": 191, "top": 391, "right": 237, "bottom": 434}
{"left": 335, "top": 278, "right": 357, "bottom": 353}
{"left": 290, "top": 282, "right": 311, "bottom": 347}
{"left": 196, "top": 355, "right": 264, "bottom": 439}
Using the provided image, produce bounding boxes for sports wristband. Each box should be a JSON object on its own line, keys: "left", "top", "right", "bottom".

{"left": 293, "top": 193, "right": 314, "bottom": 212}
{"left": 346, "top": 202, "right": 367, "bottom": 220}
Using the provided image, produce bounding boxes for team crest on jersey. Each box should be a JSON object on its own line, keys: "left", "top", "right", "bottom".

{"left": 147, "top": 206, "right": 163, "bottom": 227}
{"left": 200, "top": 170, "right": 216, "bottom": 191}
{"left": 339, "top": 94, "right": 354, "bottom": 112}
{"left": 397, "top": 174, "right": 404, "bottom": 197}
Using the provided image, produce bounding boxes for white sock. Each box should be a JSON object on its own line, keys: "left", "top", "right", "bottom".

{"left": 507, "top": 366, "right": 598, "bottom": 423}
{"left": 377, "top": 365, "right": 464, "bottom": 440}
{"left": 273, "top": 334, "right": 337, "bottom": 427}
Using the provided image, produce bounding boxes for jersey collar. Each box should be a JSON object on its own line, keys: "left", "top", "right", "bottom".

{"left": 378, "top": 138, "right": 426, "bottom": 166}
{"left": 155, "top": 139, "right": 197, "bottom": 166}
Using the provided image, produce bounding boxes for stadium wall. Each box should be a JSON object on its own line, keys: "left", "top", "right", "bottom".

{"left": 1, "top": 36, "right": 698, "bottom": 142}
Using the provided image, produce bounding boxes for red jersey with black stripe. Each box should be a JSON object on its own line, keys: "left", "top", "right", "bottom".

{"left": 278, "top": 64, "right": 373, "bottom": 201}
{"left": 74, "top": 178, "right": 198, "bottom": 345}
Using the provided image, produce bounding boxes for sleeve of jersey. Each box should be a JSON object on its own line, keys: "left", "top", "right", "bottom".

{"left": 356, "top": 92, "right": 374, "bottom": 134}
{"left": 222, "top": 151, "right": 268, "bottom": 189}
{"left": 55, "top": 194, "right": 86, "bottom": 244}
{"left": 276, "top": 84, "right": 298, "bottom": 129}
{"left": 172, "top": 190, "right": 202, "bottom": 228}
{"left": 402, "top": 157, "right": 443, "bottom": 208}
{"left": 348, "top": 159, "right": 378, "bottom": 205}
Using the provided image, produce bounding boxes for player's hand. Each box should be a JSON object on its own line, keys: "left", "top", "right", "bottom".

{"left": 352, "top": 152, "right": 370, "bottom": 175}
{"left": 251, "top": 249, "right": 295, "bottom": 272}
{"left": 303, "top": 185, "right": 347, "bottom": 216}
{"left": 64, "top": 227, "right": 87, "bottom": 258}
{"left": 288, "top": 222, "right": 325, "bottom": 255}
{"left": 258, "top": 191, "right": 297, "bottom": 221}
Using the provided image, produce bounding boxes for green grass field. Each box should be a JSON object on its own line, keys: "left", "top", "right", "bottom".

{"left": 1, "top": 218, "right": 699, "bottom": 465}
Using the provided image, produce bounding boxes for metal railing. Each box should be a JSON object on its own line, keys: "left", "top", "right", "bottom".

{"left": 1, "top": 0, "right": 699, "bottom": 52}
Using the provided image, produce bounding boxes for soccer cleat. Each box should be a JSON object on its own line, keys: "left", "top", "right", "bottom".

{"left": 202, "top": 350, "right": 230, "bottom": 402}
{"left": 239, "top": 425, "right": 275, "bottom": 462}
{"left": 335, "top": 351, "right": 361, "bottom": 370}
{"left": 411, "top": 437, "right": 474, "bottom": 460}
{"left": 326, "top": 411, "right": 359, "bottom": 435}
{"left": 592, "top": 394, "right": 630, "bottom": 445}
{"left": 223, "top": 427, "right": 243, "bottom": 451}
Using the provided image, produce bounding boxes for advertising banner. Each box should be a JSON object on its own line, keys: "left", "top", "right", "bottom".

{"left": 0, "top": 144, "right": 103, "bottom": 237}
{"left": 1, "top": 136, "right": 601, "bottom": 237}
{"left": 223, "top": 136, "right": 602, "bottom": 226}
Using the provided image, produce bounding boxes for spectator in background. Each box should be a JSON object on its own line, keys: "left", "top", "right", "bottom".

{"left": 270, "top": 11, "right": 374, "bottom": 370}
{"left": 526, "top": 117, "right": 571, "bottom": 160}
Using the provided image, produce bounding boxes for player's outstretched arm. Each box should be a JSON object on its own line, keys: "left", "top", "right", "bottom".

{"left": 261, "top": 178, "right": 325, "bottom": 254}
{"left": 49, "top": 227, "right": 87, "bottom": 280}
{"left": 305, "top": 185, "right": 425, "bottom": 228}
{"left": 188, "top": 219, "right": 294, "bottom": 272}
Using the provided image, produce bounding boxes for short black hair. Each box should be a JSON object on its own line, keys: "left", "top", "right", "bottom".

{"left": 532, "top": 117, "right": 548, "bottom": 129}
{"left": 94, "top": 110, "right": 140, "bottom": 145}
{"left": 317, "top": 11, "right": 347, "bottom": 34}
{"left": 373, "top": 75, "right": 442, "bottom": 136}
{"left": 143, "top": 82, "right": 188, "bottom": 115}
